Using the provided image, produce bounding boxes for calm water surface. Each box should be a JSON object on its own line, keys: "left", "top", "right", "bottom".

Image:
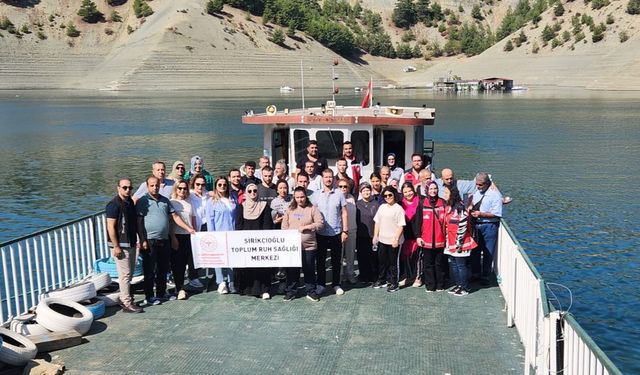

{"left": 0, "top": 89, "right": 638, "bottom": 373}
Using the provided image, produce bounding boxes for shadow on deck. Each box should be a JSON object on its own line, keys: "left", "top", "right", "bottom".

{"left": 49, "top": 282, "right": 524, "bottom": 374}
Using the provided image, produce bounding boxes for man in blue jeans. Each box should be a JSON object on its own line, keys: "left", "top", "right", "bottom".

{"left": 469, "top": 172, "right": 503, "bottom": 285}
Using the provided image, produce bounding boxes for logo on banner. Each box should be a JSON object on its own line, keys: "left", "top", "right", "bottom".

{"left": 199, "top": 236, "right": 218, "bottom": 251}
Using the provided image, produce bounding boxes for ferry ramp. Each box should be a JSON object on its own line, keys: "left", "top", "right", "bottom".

{"left": 51, "top": 282, "right": 524, "bottom": 374}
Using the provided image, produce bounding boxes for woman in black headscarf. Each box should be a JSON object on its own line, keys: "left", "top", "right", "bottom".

{"left": 235, "top": 183, "right": 274, "bottom": 299}
{"left": 384, "top": 153, "right": 404, "bottom": 182}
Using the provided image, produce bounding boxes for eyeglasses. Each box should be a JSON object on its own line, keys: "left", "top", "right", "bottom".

{"left": 177, "top": 187, "right": 188, "bottom": 191}
{"left": 217, "top": 183, "right": 227, "bottom": 187}
{"left": 176, "top": 166, "right": 185, "bottom": 170}
{"left": 247, "top": 189, "right": 257, "bottom": 193}
{"left": 338, "top": 185, "right": 349, "bottom": 189}
{"left": 120, "top": 186, "right": 133, "bottom": 191}
{"left": 383, "top": 193, "right": 394, "bottom": 198}
{"left": 195, "top": 183, "right": 205, "bottom": 187}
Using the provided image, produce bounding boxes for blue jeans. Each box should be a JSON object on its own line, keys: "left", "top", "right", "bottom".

{"left": 450, "top": 256, "right": 470, "bottom": 290}
{"left": 215, "top": 268, "right": 234, "bottom": 284}
{"left": 471, "top": 222, "right": 499, "bottom": 277}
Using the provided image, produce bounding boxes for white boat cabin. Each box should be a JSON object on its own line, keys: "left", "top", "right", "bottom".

{"left": 242, "top": 101, "right": 436, "bottom": 179}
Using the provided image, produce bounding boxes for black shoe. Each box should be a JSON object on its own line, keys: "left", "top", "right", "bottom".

{"left": 387, "top": 284, "right": 399, "bottom": 293}
{"left": 283, "top": 293, "right": 296, "bottom": 301}
{"left": 275, "top": 270, "right": 286, "bottom": 280}
{"left": 306, "top": 293, "right": 320, "bottom": 302}
{"left": 372, "top": 281, "right": 387, "bottom": 289}
{"left": 479, "top": 278, "right": 491, "bottom": 286}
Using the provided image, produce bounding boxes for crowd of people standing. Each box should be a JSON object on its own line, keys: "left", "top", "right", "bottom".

{"left": 106, "top": 145, "right": 505, "bottom": 313}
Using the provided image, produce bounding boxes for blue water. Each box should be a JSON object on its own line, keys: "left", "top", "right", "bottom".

{"left": 0, "top": 89, "right": 638, "bottom": 373}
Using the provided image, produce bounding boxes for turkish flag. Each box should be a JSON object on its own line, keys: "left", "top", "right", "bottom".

{"left": 361, "top": 79, "right": 372, "bottom": 108}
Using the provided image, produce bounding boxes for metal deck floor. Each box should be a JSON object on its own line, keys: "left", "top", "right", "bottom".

{"left": 49, "top": 283, "right": 524, "bottom": 374}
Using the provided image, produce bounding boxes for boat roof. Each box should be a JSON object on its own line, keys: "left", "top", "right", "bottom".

{"left": 242, "top": 105, "right": 435, "bottom": 127}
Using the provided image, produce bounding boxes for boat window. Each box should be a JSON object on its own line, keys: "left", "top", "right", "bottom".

{"left": 293, "top": 129, "right": 310, "bottom": 164}
{"left": 316, "top": 130, "right": 344, "bottom": 165}
{"left": 382, "top": 130, "right": 405, "bottom": 170}
{"left": 351, "top": 130, "right": 369, "bottom": 166}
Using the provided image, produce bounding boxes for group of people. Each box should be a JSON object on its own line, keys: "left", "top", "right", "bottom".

{"left": 106, "top": 144, "right": 504, "bottom": 314}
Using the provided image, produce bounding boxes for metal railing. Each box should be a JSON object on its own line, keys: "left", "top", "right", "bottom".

{"left": 0, "top": 213, "right": 625, "bottom": 374}
{"left": 0, "top": 211, "right": 109, "bottom": 325}
{"left": 496, "top": 220, "right": 622, "bottom": 375}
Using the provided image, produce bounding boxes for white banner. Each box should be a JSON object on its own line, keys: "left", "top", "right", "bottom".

{"left": 190, "top": 230, "right": 302, "bottom": 268}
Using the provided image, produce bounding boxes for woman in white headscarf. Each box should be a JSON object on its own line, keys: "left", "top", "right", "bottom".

{"left": 184, "top": 155, "right": 214, "bottom": 191}
{"left": 234, "top": 183, "right": 274, "bottom": 299}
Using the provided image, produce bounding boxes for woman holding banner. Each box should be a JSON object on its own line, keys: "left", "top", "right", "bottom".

{"left": 208, "top": 176, "right": 238, "bottom": 295}
{"left": 281, "top": 186, "right": 324, "bottom": 302}
{"left": 235, "top": 183, "right": 274, "bottom": 299}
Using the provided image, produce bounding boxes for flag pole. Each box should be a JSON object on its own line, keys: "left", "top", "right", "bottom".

{"left": 301, "top": 60, "right": 305, "bottom": 111}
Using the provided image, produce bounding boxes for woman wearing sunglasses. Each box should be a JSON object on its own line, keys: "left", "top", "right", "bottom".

{"left": 168, "top": 161, "right": 186, "bottom": 181}
{"left": 372, "top": 186, "right": 406, "bottom": 292}
{"left": 186, "top": 174, "right": 209, "bottom": 289}
{"left": 170, "top": 181, "right": 196, "bottom": 300}
{"left": 235, "top": 183, "right": 274, "bottom": 299}
{"left": 208, "top": 176, "right": 238, "bottom": 294}
{"left": 338, "top": 178, "right": 358, "bottom": 284}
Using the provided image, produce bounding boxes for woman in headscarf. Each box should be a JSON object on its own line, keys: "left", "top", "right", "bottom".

{"left": 384, "top": 153, "right": 404, "bottom": 182}
{"left": 443, "top": 185, "right": 477, "bottom": 296}
{"left": 168, "top": 161, "right": 186, "bottom": 181}
{"left": 235, "top": 183, "right": 274, "bottom": 299}
{"left": 184, "top": 155, "right": 214, "bottom": 191}
{"left": 399, "top": 182, "right": 422, "bottom": 288}
{"left": 208, "top": 176, "right": 238, "bottom": 294}
{"left": 281, "top": 187, "right": 324, "bottom": 301}
{"left": 414, "top": 181, "right": 447, "bottom": 292}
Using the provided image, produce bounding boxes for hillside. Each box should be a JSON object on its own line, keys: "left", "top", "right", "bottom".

{"left": 0, "top": 0, "right": 639, "bottom": 90}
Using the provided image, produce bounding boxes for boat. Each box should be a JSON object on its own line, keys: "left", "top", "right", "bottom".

{"left": 0, "top": 95, "right": 622, "bottom": 374}
{"left": 354, "top": 87, "right": 363, "bottom": 92}
{"left": 511, "top": 85, "right": 528, "bottom": 91}
{"left": 279, "top": 85, "right": 295, "bottom": 93}
{"left": 402, "top": 66, "right": 417, "bottom": 72}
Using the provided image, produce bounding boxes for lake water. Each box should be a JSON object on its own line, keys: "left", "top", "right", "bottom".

{"left": 0, "top": 88, "right": 638, "bottom": 373}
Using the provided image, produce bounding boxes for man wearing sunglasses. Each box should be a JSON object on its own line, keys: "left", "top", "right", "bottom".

{"left": 106, "top": 178, "right": 143, "bottom": 313}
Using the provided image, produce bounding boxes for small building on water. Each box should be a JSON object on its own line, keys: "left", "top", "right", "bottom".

{"left": 481, "top": 77, "right": 514, "bottom": 91}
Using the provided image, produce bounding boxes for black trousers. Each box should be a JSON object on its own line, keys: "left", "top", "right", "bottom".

{"left": 142, "top": 239, "right": 170, "bottom": 299}
{"left": 356, "top": 236, "right": 377, "bottom": 282}
{"left": 423, "top": 248, "right": 446, "bottom": 291}
{"left": 377, "top": 242, "right": 399, "bottom": 286}
{"left": 316, "top": 234, "right": 342, "bottom": 287}
{"left": 171, "top": 234, "right": 192, "bottom": 292}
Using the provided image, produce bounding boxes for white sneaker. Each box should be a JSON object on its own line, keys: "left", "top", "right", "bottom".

{"left": 398, "top": 279, "right": 407, "bottom": 287}
{"left": 334, "top": 286, "right": 345, "bottom": 296}
{"left": 261, "top": 292, "right": 271, "bottom": 300}
{"left": 177, "top": 290, "right": 187, "bottom": 300}
{"left": 217, "top": 281, "right": 229, "bottom": 294}
{"left": 189, "top": 279, "right": 204, "bottom": 289}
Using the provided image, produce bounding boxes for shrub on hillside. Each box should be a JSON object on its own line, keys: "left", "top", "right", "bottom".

{"left": 66, "top": 22, "right": 80, "bottom": 37}
{"left": 392, "top": 0, "right": 417, "bottom": 29}
{"left": 395, "top": 42, "right": 415, "bottom": 58}
{"left": 591, "top": 0, "right": 609, "bottom": 9}
{"left": 532, "top": 41, "right": 540, "bottom": 53}
{"left": 0, "top": 16, "right": 14, "bottom": 31}
{"left": 627, "top": 0, "right": 640, "bottom": 14}
{"left": 562, "top": 30, "right": 571, "bottom": 41}
{"left": 107, "top": 0, "right": 128, "bottom": 5}
{"left": 542, "top": 25, "right": 556, "bottom": 41}
{"left": 471, "top": 4, "right": 483, "bottom": 20}
{"left": 110, "top": 11, "right": 122, "bottom": 22}
{"left": 36, "top": 30, "right": 47, "bottom": 40}
{"left": 554, "top": 2, "right": 564, "bottom": 16}
{"left": 78, "top": 0, "right": 104, "bottom": 23}
{"left": 606, "top": 14, "right": 614, "bottom": 24}
{"left": 619, "top": 30, "right": 629, "bottom": 42}
{"left": 269, "top": 28, "right": 285, "bottom": 45}
{"left": 591, "top": 22, "right": 605, "bottom": 42}
{"left": 401, "top": 30, "right": 415, "bottom": 42}
{"left": 133, "top": 0, "right": 153, "bottom": 18}
{"left": 518, "top": 29, "right": 527, "bottom": 44}
{"left": 206, "top": 0, "right": 224, "bottom": 15}
{"left": 504, "top": 39, "right": 514, "bottom": 51}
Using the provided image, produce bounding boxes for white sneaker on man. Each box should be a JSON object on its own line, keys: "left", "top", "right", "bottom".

{"left": 334, "top": 286, "right": 345, "bottom": 296}
{"left": 261, "top": 292, "right": 271, "bottom": 300}
{"left": 177, "top": 290, "right": 187, "bottom": 300}
{"left": 217, "top": 281, "right": 229, "bottom": 294}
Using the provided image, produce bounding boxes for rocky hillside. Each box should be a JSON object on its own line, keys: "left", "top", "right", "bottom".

{"left": 0, "top": 0, "right": 638, "bottom": 90}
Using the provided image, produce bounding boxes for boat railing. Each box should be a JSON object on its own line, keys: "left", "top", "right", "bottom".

{"left": 496, "top": 219, "right": 621, "bottom": 375}
{"left": 0, "top": 213, "right": 623, "bottom": 374}
{"left": 0, "top": 211, "right": 110, "bottom": 325}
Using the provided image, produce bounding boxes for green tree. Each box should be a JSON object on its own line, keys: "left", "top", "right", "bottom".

{"left": 133, "top": 0, "right": 153, "bottom": 18}
{"left": 606, "top": 14, "right": 614, "bottom": 24}
{"left": 591, "top": 22, "right": 605, "bottom": 42}
{"left": 396, "top": 42, "right": 414, "bottom": 58}
{"left": 504, "top": 39, "right": 514, "bottom": 51}
{"left": 206, "top": 0, "right": 224, "bottom": 15}
{"left": 554, "top": 2, "right": 564, "bottom": 16}
{"left": 471, "top": 4, "right": 483, "bottom": 20}
{"left": 562, "top": 30, "right": 571, "bottom": 41}
{"left": 431, "top": 2, "right": 444, "bottom": 21}
{"left": 541, "top": 24, "right": 555, "bottom": 41}
{"left": 269, "top": 28, "right": 286, "bottom": 45}
{"left": 619, "top": 30, "right": 629, "bottom": 42}
{"left": 110, "top": 11, "right": 122, "bottom": 22}
{"left": 77, "top": 0, "right": 104, "bottom": 23}
{"left": 518, "top": 29, "right": 528, "bottom": 43}
{"left": 66, "top": 22, "right": 80, "bottom": 37}
{"left": 392, "top": 0, "right": 416, "bottom": 28}
{"left": 458, "top": 5, "right": 464, "bottom": 12}
{"left": 591, "top": 0, "right": 609, "bottom": 9}
{"left": 307, "top": 17, "right": 355, "bottom": 55}
{"left": 628, "top": 0, "right": 640, "bottom": 14}
{"left": 415, "top": 0, "right": 431, "bottom": 23}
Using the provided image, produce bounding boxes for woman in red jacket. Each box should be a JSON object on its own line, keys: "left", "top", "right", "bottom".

{"left": 414, "top": 181, "right": 447, "bottom": 292}
{"left": 443, "top": 186, "right": 477, "bottom": 296}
